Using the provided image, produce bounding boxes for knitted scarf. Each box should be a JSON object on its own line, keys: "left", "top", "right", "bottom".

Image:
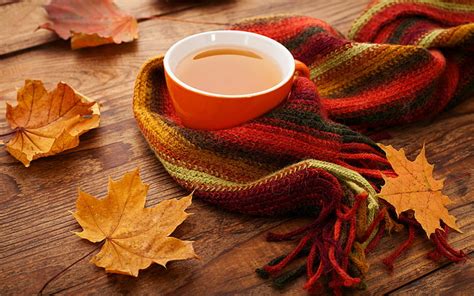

{"left": 133, "top": 0, "right": 473, "bottom": 293}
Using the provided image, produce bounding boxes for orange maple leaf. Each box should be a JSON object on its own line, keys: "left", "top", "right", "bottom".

{"left": 3, "top": 80, "right": 100, "bottom": 167}
{"left": 39, "top": 0, "right": 138, "bottom": 49}
{"left": 378, "top": 144, "right": 461, "bottom": 236}
{"left": 73, "top": 168, "right": 197, "bottom": 276}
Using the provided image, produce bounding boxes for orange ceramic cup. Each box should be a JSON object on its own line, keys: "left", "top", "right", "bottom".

{"left": 164, "top": 30, "right": 310, "bottom": 130}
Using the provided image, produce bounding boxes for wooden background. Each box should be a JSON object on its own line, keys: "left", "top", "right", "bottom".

{"left": 0, "top": 0, "right": 472, "bottom": 295}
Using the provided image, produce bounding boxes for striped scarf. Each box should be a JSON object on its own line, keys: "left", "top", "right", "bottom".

{"left": 134, "top": 0, "right": 473, "bottom": 293}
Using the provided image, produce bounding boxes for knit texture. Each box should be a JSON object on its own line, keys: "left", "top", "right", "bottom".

{"left": 232, "top": 3, "right": 474, "bottom": 129}
{"left": 133, "top": 0, "right": 472, "bottom": 292}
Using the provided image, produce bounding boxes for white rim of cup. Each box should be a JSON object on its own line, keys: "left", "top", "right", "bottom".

{"left": 163, "top": 30, "right": 296, "bottom": 99}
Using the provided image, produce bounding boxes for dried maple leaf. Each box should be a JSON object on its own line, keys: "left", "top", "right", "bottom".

{"left": 378, "top": 144, "right": 461, "bottom": 236}
{"left": 39, "top": 0, "right": 138, "bottom": 49}
{"left": 4, "top": 80, "right": 100, "bottom": 167}
{"left": 73, "top": 169, "right": 197, "bottom": 276}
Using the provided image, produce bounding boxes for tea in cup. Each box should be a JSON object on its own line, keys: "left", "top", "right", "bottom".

{"left": 164, "top": 30, "right": 309, "bottom": 130}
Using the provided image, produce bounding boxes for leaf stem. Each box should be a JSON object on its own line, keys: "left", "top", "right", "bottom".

{"left": 38, "top": 243, "right": 101, "bottom": 295}
{"left": 0, "top": 129, "right": 18, "bottom": 138}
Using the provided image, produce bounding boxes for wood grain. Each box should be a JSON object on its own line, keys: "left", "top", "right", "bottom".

{"left": 389, "top": 254, "right": 473, "bottom": 296}
{"left": 0, "top": 0, "right": 472, "bottom": 295}
{"left": 0, "top": 0, "right": 56, "bottom": 56}
{"left": 0, "top": 0, "right": 201, "bottom": 56}
{"left": 171, "top": 0, "right": 368, "bottom": 35}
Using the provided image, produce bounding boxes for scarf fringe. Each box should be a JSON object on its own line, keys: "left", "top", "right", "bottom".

{"left": 256, "top": 202, "right": 466, "bottom": 292}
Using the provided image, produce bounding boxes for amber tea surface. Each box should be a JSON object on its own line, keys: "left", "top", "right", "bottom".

{"left": 175, "top": 47, "right": 282, "bottom": 95}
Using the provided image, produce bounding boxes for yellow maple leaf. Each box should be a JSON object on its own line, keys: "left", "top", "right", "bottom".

{"left": 378, "top": 144, "right": 461, "bottom": 237}
{"left": 72, "top": 168, "right": 197, "bottom": 276}
{"left": 4, "top": 80, "right": 100, "bottom": 167}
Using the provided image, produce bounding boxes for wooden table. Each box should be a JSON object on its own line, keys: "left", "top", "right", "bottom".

{"left": 1, "top": 0, "right": 472, "bottom": 295}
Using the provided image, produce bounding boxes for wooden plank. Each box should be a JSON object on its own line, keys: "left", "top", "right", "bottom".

{"left": 0, "top": 0, "right": 200, "bottom": 56}
{"left": 0, "top": 0, "right": 366, "bottom": 57}
{"left": 0, "top": 0, "right": 367, "bottom": 57}
{"left": 0, "top": 0, "right": 472, "bottom": 295}
{"left": 0, "top": 0, "right": 56, "bottom": 56}
{"left": 389, "top": 254, "right": 474, "bottom": 296}
{"left": 160, "top": 0, "right": 367, "bottom": 35}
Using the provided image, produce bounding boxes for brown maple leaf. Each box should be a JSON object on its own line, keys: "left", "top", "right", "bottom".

{"left": 378, "top": 144, "right": 461, "bottom": 236}
{"left": 39, "top": 0, "right": 138, "bottom": 49}
{"left": 3, "top": 80, "right": 100, "bottom": 167}
{"left": 73, "top": 168, "right": 197, "bottom": 276}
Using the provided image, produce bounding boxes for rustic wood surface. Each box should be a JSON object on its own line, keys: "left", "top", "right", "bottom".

{"left": 0, "top": 0, "right": 472, "bottom": 295}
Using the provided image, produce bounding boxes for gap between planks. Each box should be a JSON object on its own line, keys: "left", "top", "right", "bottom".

{"left": 386, "top": 251, "right": 474, "bottom": 295}
{"left": 0, "top": 0, "right": 216, "bottom": 57}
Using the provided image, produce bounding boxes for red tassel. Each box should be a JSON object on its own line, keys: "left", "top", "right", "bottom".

{"left": 304, "top": 257, "right": 324, "bottom": 290}
{"left": 306, "top": 239, "right": 319, "bottom": 278}
{"left": 329, "top": 246, "right": 361, "bottom": 286}
{"left": 430, "top": 229, "right": 466, "bottom": 263}
{"left": 359, "top": 208, "right": 386, "bottom": 243}
{"left": 365, "top": 221, "right": 385, "bottom": 255}
{"left": 264, "top": 232, "right": 312, "bottom": 274}
{"left": 345, "top": 215, "right": 357, "bottom": 255}
{"left": 330, "top": 217, "right": 361, "bottom": 287}
{"left": 337, "top": 192, "right": 367, "bottom": 220}
{"left": 383, "top": 224, "right": 415, "bottom": 270}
